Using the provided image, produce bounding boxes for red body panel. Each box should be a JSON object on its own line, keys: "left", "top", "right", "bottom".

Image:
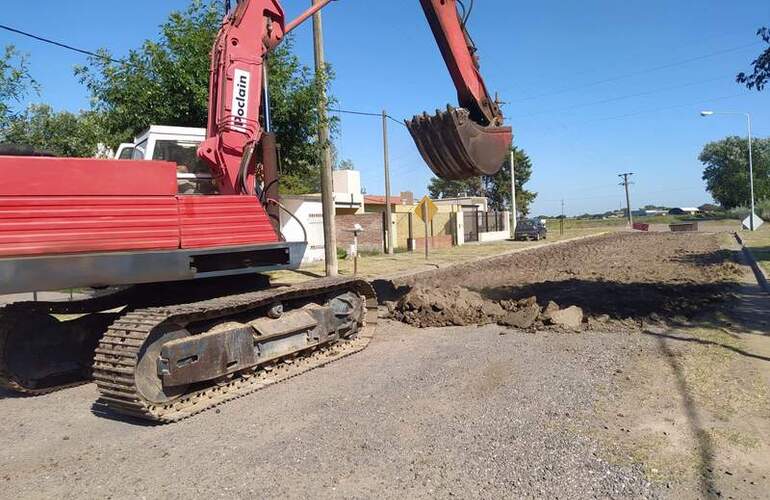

{"left": 0, "top": 157, "right": 178, "bottom": 196}
{"left": 0, "top": 196, "right": 180, "bottom": 257}
{"left": 178, "top": 196, "right": 279, "bottom": 249}
{"left": 0, "top": 156, "right": 280, "bottom": 258}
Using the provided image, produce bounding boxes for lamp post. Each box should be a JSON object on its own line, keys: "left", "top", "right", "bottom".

{"left": 700, "top": 110, "right": 755, "bottom": 230}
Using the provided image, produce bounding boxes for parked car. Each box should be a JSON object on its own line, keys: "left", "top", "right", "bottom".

{"left": 514, "top": 219, "right": 547, "bottom": 241}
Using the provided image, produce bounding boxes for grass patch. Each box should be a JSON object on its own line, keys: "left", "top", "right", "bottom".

{"left": 627, "top": 434, "right": 692, "bottom": 482}
{"left": 545, "top": 215, "right": 737, "bottom": 230}
{"left": 709, "top": 428, "right": 760, "bottom": 451}
{"left": 737, "top": 224, "right": 770, "bottom": 273}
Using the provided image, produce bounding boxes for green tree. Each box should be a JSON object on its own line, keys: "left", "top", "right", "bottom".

{"left": 737, "top": 27, "right": 769, "bottom": 91}
{"left": 335, "top": 158, "right": 355, "bottom": 170}
{"left": 0, "top": 104, "right": 105, "bottom": 157}
{"left": 75, "top": 0, "right": 335, "bottom": 193}
{"left": 0, "top": 45, "right": 38, "bottom": 127}
{"left": 428, "top": 146, "right": 537, "bottom": 216}
{"left": 699, "top": 136, "right": 770, "bottom": 209}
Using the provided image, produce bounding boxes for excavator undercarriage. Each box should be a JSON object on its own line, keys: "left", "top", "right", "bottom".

{"left": 1, "top": 276, "right": 376, "bottom": 422}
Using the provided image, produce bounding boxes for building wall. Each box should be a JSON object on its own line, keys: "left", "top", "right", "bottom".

{"left": 335, "top": 213, "right": 384, "bottom": 253}
{"left": 333, "top": 169, "right": 361, "bottom": 194}
{"left": 412, "top": 234, "right": 453, "bottom": 250}
{"left": 333, "top": 192, "right": 364, "bottom": 214}
{"left": 279, "top": 196, "right": 325, "bottom": 263}
{"left": 395, "top": 212, "right": 412, "bottom": 249}
{"left": 333, "top": 170, "right": 364, "bottom": 214}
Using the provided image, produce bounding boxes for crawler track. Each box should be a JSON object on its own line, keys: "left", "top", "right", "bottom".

{"left": 0, "top": 321, "right": 91, "bottom": 396}
{"left": 0, "top": 276, "right": 273, "bottom": 396}
{"left": 93, "top": 277, "right": 378, "bottom": 423}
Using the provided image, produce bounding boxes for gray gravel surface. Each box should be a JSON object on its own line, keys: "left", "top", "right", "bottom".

{"left": 0, "top": 320, "right": 661, "bottom": 499}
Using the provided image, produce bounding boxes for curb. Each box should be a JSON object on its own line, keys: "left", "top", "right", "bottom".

{"left": 734, "top": 232, "right": 770, "bottom": 294}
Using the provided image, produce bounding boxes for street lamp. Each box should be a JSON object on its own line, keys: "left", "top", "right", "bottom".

{"left": 700, "top": 110, "right": 756, "bottom": 230}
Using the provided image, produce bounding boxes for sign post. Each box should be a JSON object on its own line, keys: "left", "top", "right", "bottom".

{"left": 349, "top": 224, "right": 364, "bottom": 275}
{"left": 415, "top": 196, "right": 438, "bottom": 260}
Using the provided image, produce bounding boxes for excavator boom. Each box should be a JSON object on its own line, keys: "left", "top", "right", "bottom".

{"left": 198, "top": 0, "right": 512, "bottom": 192}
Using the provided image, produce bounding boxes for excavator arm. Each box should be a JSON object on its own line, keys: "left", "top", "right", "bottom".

{"left": 197, "top": 0, "right": 513, "bottom": 195}
{"left": 407, "top": 0, "right": 512, "bottom": 179}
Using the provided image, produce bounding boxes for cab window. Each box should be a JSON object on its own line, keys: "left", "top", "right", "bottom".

{"left": 118, "top": 146, "right": 135, "bottom": 159}
{"left": 131, "top": 140, "right": 147, "bottom": 160}
{"left": 152, "top": 140, "right": 209, "bottom": 174}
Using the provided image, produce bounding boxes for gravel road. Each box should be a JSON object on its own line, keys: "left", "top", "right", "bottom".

{"left": 2, "top": 231, "right": 758, "bottom": 499}
{"left": 0, "top": 319, "right": 660, "bottom": 499}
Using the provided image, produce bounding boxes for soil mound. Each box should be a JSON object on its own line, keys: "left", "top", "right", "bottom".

{"left": 392, "top": 287, "right": 587, "bottom": 330}
{"left": 389, "top": 232, "right": 741, "bottom": 330}
{"left": 392, "top": 286, "right": 497, "bottom": 328}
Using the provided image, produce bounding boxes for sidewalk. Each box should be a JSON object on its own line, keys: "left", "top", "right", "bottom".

{"left": 269, "top": 227, "right": 615, "bottom": 285}
{"left": 736, "top": 224, "right": 770, "bottom": 275}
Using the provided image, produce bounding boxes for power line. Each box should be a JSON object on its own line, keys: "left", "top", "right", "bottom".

{"left": 0, "top": 23, "right": 126, "bottom": 65}
{"left": 329, "top": 107, "right": 407, "bottom": 127}
{"left": 506, "top": 41, "right": 760, "bottom": 104}
{"left": 511, "top": 75, "right": 727, "bottom": 119}
{"left": 579, "top": 93, "right": 746, "bottom": 124}
{"left": 527, "top": 92, "right": 745, "bottom": 134}
{"left": 387, "top": 114, "right": 407, "bottom": 128}
{"left": 537, "top": 185, "right": 706, "bottom": 204}
{"left": 328, "top": 108, "right": 380, "bottom": 118}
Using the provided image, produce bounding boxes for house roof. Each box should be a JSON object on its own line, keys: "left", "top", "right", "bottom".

{"left": 364, "top": 194, "right": 410, "bottom": 205}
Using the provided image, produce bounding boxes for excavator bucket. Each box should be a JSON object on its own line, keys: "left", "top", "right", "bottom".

{"left": 406, "top": 106, "right": 513, "bottom": 180}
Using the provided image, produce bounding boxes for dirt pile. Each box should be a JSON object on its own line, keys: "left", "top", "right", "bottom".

{"left": 390, "top": 232, "right": 742, "bottom": 328}
{"left": 392, "top": 287, "right": 585, "bottom": 330}
{"left": 390, "top": 286, "right": 501, "bottom": 328}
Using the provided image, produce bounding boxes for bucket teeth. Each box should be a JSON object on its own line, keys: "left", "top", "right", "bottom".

{"left": 406, "top": 106, "right": 512, "bottom": 180}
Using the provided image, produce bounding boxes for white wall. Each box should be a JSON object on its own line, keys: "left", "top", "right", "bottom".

{"left": 333, "top": 170, "right": 361, "bottom": 194}
{"left": 280, "top": 196, "right": 325, "bottom": 264}
{"left": 477, "top": 211, "right": 511, "bottom": 242}
{"left": 333, "top": 170, "right": 364, "bottom": 213}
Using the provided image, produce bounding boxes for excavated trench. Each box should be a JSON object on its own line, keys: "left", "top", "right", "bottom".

{"left": 384, "top": 232, "right": 743, "bottom": 330}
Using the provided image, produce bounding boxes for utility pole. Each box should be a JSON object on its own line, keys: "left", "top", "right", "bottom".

{"left": 748, "top": 113, "right": 755, "bottom": 230}
{"left": 382, "top": 110, "right": 394, "bottom": 254}
{"left": 618, "top": 172, "right": 635, "bottom": 227}
{"left": 423, "top": 201, "right": 429, "bottom": 260}
{"left": 312, "top": 0, "right": 337, "bottom": 275}
{"left": 510, "top": 148, "right": 517, "bottom": 237}
{"left": 560, "top": 198, "right": 565, "bottom": 236}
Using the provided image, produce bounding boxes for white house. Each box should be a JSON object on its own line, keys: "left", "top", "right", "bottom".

{"left": 279, "top": 194, "right": 325, "bottom": 264}
{"left": 333, "top": 170, "right": 365, "bottom": 214}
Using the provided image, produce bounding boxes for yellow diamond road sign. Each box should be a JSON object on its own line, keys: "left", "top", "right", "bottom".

{"left": 415, "top": 195, "right": 438, "bottom": 223}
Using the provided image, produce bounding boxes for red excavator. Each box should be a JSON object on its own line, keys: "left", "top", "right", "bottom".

{"left": 0, "top": 0, "right": 512, "bottom": 422}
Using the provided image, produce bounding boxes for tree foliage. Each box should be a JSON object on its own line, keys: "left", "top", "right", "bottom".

{"left": 737, "top": 27, "right": 770, "bottom": 91}
{"left": 699, "top": 136, "right": 770, "bottom": 209}
{"left": 75, "top": 0, "right": 335, "bottom": 193}
{"left": 0, "top": 45, "right": 38, "bottom": 127}
{"left": 335, "top": 158, "right": 355, "bottom": 170}
{"left": 0, "top": 104, "right": 105, "bottom": 157}
{"left": 428, "top": 146, "right": 537, "bottom": 216}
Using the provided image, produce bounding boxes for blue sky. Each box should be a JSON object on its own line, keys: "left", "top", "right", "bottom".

{"left": 2, "top": 0, "right": 769, "bottom": 215}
